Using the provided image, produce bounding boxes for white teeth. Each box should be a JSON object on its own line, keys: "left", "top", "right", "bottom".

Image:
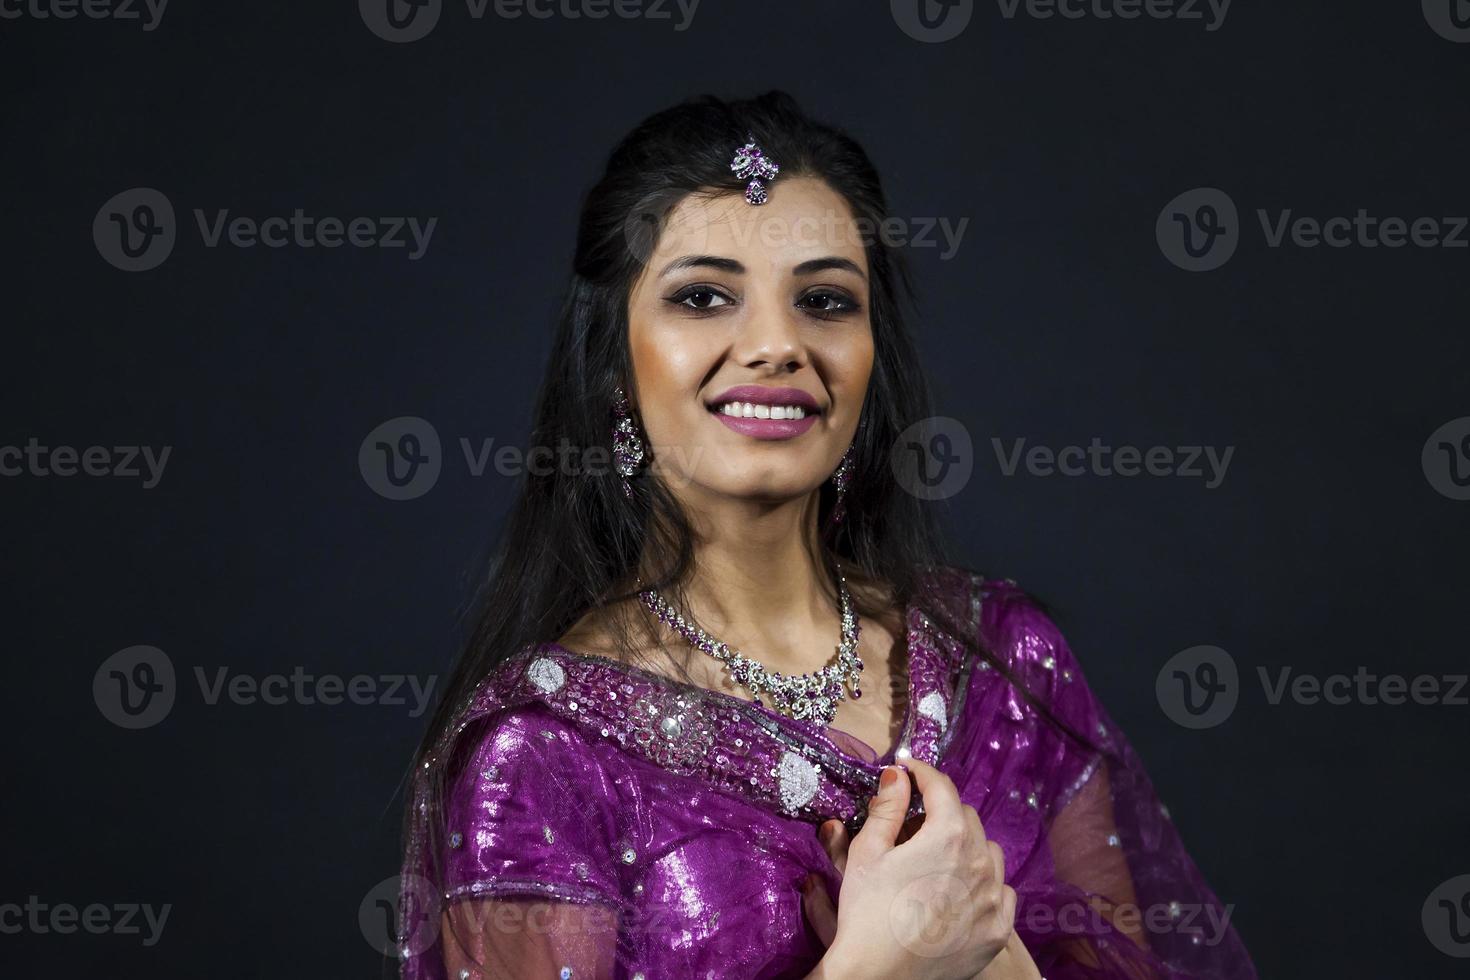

{"left": 715, "top": 401, "right": 810, "bottom": 420}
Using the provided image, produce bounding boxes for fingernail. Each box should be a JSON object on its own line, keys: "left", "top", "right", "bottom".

{"left": 819, "top": 822, "right": 835, "bottom": 845}
{"left": 879, "top": 765, "right": 899, "bottom": 790}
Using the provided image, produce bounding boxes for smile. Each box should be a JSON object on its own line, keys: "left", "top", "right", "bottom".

{"left": 706, "top": 385, "right": 822, "bottom": 441}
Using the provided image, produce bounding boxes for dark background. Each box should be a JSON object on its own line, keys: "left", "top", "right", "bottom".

{"left": 5, "top": 0, "right": 1468, "bottom": 976}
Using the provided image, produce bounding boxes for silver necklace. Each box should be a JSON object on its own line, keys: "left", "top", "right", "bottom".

{"left": 638, "top": 574, "right": 864, "bottom": 726}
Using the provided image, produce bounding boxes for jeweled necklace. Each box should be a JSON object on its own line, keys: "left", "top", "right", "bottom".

{"left": 638, "top": 573, "right": 864, "bottom": 726}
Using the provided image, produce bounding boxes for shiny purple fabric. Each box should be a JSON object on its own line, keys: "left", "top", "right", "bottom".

{"left": 399, "top": 570, "right": 1257, "bottom": 978}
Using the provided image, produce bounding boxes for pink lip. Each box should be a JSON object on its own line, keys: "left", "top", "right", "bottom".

{"left": 714, "top": 412, "right": 819, "bottom": 440}
{"left": 707, "top": 385, "right": 823, "bottom": 442}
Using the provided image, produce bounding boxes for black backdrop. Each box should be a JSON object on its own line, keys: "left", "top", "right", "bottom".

{"left": 6, "top": 1, "right": 1469, "bottom": 976}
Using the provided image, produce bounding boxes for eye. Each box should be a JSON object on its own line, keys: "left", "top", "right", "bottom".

{"left": 797, "top": 289, "right": 860, "bottom": 318}
{"left": 667, "top": 285, "right": 734, "bottom": 312}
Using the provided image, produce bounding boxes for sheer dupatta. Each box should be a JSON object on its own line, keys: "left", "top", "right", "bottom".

{"left": 962, "top": 581, "right": 1256, "bottom": 979}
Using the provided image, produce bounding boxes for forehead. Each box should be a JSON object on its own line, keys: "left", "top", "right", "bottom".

{"left": 649, "top": 176, "right": 869, "bottom": 276}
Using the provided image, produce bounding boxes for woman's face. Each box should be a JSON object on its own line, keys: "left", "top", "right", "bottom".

{"left": 626, "top": 176, "right": 874, "bottom": 509}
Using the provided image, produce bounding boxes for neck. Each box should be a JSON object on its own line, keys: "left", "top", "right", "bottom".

{"left": 642, "top": 488, "right": 845, "bottom": 672}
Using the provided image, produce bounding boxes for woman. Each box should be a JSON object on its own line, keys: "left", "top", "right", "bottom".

{"left": 398, "top": 92, "right": 1256, "bottom": 979}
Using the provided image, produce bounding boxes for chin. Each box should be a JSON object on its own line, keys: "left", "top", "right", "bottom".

{"left": 680, "top": 463, "right": 821, "bottom": 502}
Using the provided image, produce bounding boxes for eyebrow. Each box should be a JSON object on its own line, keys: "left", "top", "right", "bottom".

{"left": 658, "top": 255, "right": 745, "bottom": 278}
{"left": 793, "top": 256, "right": 867, "bottom": 281}
{"left": 657, "top": 254, "right": 868, "bottom": 281}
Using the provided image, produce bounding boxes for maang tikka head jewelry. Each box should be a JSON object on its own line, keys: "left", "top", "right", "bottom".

{"left": 730, "top": 133, "right": 780, "bottom": 206}
{"left": 611, "top": 386, "right": 646, "bottom": 498}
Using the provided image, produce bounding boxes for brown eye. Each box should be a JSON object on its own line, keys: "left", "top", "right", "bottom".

{"left": 798, "top": 290, "right": 859, "bottom": 316}
{"left": 667, "top": 286, "right": 733, "bottom": 312}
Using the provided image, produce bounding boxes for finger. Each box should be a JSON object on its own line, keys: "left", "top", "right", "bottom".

{"left": 988, "top": 839, "right": 1006, "bottom": 886}
{"left": 899, "top": 758, "right": 966, "bottom": 837}
{"left": 801, "top": 873, "right": 839, "bottom": 949}
{"left": 1000, "top": 884, "right": 1017, "bottom": 933}
{"left": 849, "top": 763, "right": 912, "bottom": 859}
{"left": 818, "top": 819, "right": 851, "bottom": 876}
{"left": 961, "top": 800, "right": 983, "bottom": 842}
{"left": 895, "top": 809, "right": 924, "bottom": 845}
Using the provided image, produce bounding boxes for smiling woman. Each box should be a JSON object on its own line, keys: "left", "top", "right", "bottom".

{"left": 398, "top": 91, "right": 1257, "bottom": 980}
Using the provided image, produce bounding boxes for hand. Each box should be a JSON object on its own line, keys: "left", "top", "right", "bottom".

{"left": 801, "top": 759, "right": 1016, "bottom": 980}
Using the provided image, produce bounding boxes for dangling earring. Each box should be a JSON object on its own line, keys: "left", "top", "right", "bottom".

{"left": 829, "top": 442, "right": 856, "bottom": 526}
{"left": 611, "top": 386, "right": 646, "bottom": 498}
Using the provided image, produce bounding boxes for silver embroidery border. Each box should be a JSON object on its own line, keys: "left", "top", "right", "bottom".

{"left": 444, "top": 876, "right": 626, "bottom": 909}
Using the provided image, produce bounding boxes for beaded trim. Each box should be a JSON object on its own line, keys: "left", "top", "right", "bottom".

{"left": 445, "top": 876, "right": 625, "bottom": 908}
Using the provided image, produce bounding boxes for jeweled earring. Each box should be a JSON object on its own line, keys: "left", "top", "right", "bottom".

{"left": 829, "top": 442, "right": 856, "bottom": 526}
{"left": 611, "top": 386, "right": 646, "bottom": 498}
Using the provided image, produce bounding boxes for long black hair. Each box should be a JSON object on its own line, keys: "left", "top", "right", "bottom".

{"left": 405, "top": 90, "right": 1096, "bottom": 931}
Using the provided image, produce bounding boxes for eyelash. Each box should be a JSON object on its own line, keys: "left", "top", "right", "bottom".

{"left": 665, "top": 285, "right": 862, "bottom": 320}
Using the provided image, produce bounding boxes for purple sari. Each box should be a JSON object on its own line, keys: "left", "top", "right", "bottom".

{"left": 399, "top": 569, "right": 1257, "bottom": 978}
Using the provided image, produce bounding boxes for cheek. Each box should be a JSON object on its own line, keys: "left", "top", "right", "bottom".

{"left": 820, "top": 328, "right": 875, "bottom": 397}
{"left": 628, "top": 320, "right": 718, "bottom": 438}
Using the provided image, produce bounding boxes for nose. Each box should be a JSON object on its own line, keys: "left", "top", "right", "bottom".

{"left": 731, "top": 298, "right": 809, "bottom": 374}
